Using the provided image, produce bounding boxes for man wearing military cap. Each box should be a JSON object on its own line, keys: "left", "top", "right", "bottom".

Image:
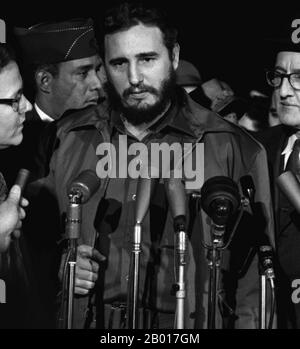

{"left": 2, "top": 18, "right": 103, "bottom": 179}
{"left": 15, "top": 18, "right": 103, "bottom": 121}
{"left": 7, "top": 18, "right": 104, "bottom": 328}
{"left": 255, "top": 15, "right": 300, "bottom": 328}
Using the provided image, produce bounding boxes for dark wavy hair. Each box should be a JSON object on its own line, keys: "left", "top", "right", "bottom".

{"left": 0, "top": 43, "right": 16, "bottom": 72}
{"left": 102, "top": 2, "right": 178, "bottom": 59}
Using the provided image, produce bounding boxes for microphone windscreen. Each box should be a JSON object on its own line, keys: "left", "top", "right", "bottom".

{"left": 200, "top": 176, "right": 240, "bottom": 226}
{"left": 68, "top": 170, "right": 101, "bottom": 203}
{"left": 164, "top": 177, "right": 186, "bottom": 219}
{"left": 135, "top": 166, "right": 159, "bottom": 223}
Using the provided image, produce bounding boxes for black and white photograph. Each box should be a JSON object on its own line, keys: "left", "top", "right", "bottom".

{"left": 0, "top": 0, "right": 299, "bottom": 335}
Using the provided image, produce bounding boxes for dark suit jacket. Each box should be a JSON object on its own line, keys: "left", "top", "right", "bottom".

{"left": 255, "top": 125, "right": 295, "bottom": 241}
{"left": 0, "top": 107, "right": 48, "bottom": 186}
{"left": 255, "top": 125, "right": 300, "bottom": 328}
{"left": 0, "top": 107, "right": 60, "bottom": 328}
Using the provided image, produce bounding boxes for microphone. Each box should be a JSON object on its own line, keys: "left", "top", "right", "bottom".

{"left": 164, "top": 176, "right": 187, "bottom": 262}
{"left": 135, "top": 178, "right": 154, "bottom": 224}
{"left": 258, "top": 245, "right": 275, "bottom": 280}
{"left": 66, "top": 170, "right": 101, "bottom": 239}
{"left": 164, "top": 175, "right": 187, "bottom": 330}
{"left": 164, "top": 176, "right": 186, "bottom": 231}
{"left": 67, "top": 169, "right": 101, "bottom": 204}
{"left": 200, "top": 176, "right": 241, "bottom": 228}
{"left": 277, "top": 171, "right": 300, "bottom": 214}
{"left": 135, "top": 166, "right": 159, "bottom": 224}
{"left": 15, "top": 168, "right": 30, "bottom": 198}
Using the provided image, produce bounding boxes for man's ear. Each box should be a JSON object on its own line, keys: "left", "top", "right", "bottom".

{"left": 35, "top": 70, "right": 53, "bottom": 93}
{"left": 172, "top": 43, "right": 180, "bottom": 70}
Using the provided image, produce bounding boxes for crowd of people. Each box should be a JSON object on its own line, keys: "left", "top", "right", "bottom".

{"left": 0, "top": 2, "right": 300, "bottom": 329}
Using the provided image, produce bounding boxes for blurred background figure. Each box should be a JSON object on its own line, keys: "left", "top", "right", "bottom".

{"left": 176, "top": 59, "right": 202, "bottom": 93}
{"left": 176, "top": 59, "right": 211, "bottom": 107}
{"left": 238, "top": 95, "right": 270, "bottom": 132}
{"left": 202, "top": 77, "right": 248, "bottom": 124}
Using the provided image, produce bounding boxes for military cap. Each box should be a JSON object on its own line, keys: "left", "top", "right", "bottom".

{"left": 14, "top": 18, "right": 98, "bottom": 65}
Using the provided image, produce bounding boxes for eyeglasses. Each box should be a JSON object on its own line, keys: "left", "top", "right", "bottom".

{"left": 266, "top": 71, "right": 300, "bottom": 90}
{"left": 0, "top": 94, "right": 23, "bottom": 113}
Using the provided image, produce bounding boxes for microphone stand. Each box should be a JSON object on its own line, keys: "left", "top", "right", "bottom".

{"left": 127, "top": 222, "right": 142, "bottom": 329}
{"left": 259, "top": 267, "right": 267, "bottom": 329}
{"left": 207, "top": 224, "right": 224, "bottom": 329}
{"left": 259, "top": 246, "right": 276, "bottom": 329}
{"left": 198, "top": 198, "right": 248, "bottom": 329}
{"left": 127, "top": 174, "right": 157, "bottom": 329}
{"left": 65, "top": 190, "right": 82, "bottom": 329}
{"left": 174, "top": 218, "right": 187, "bottom": 329}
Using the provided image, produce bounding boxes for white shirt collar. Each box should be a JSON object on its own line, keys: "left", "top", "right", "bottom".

{"left": 34, "top": 103, "right": 55, "bottom": 123}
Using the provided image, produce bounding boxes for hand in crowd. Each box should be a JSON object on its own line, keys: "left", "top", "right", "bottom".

{"left": 0, "top": 185, "right": 29, "bottom": 253}
{"left": 75, "top": 244, "right": 106, "bottom": 295}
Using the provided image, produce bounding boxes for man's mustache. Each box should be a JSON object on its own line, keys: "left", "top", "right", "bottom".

{"left": 123, "top": 85, "right": 158, "bottom": 98}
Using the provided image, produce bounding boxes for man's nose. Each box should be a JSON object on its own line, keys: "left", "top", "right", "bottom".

{"left": 89, "top": 71, "right": 101, "bottom": 91}
{"left": 280, "top": 76, "right": 294, "bottom": 99}
{"left": 128, "top": 63, "right": 143, "bottom": 86}
{"left": 19, "top": 95, "right": 32, "bottom": 114}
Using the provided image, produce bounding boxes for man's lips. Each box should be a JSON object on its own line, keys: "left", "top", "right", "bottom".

{"left": 281, "top": 102, "right": 299, "bottom": 108}
{"left": 87, "top": 98, "right": 99, "bottom": 103}
{"left": 127, "top": 91, "right": 149, "bottom": 99}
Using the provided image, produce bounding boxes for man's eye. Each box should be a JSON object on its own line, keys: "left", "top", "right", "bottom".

{"left": 274, "top": 71, "right": 282, "bottom": 77}
{"left": 140, "top": 57, "right": 154, "bottom": 63}
{"left": 292, "top": 74, "right": 300, "bottom": 81}
{"left": 113, "top": 61, "right": 126, "bottom": 68}
{"left": 78, "top": 71, "right": 88, "bottom": 78}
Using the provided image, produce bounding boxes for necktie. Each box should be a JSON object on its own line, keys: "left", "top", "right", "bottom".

{"left": 286, "top": 138, "right": 300, "bottom": 181}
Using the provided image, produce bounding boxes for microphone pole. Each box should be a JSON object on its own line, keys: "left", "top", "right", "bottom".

{"left": 165, "top": 177, "right": 187, "bottom": 329}
{"left": 65, "top": 187, "right": 82, "bottom": 330}
{"left": 241, "top": 176, "right": 268, "bottom": 329}
{"left": 207, "top": 217, "right": 224, "bottom": 329}
{"left": 64, "top": 170, "right": 100, "bottom": 329}
{"left": 259, "top": 245, "right": 276, "bottom": 329}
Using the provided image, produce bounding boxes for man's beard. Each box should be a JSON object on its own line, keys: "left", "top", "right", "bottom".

{"left": 105, "top": 68, "right": 176, "bottom": 125}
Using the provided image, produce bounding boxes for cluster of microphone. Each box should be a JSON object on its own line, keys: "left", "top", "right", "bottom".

{"left": 64, "top": 167, "right": 277, "bottom": 277}
{"left": 63, "top": 168, "right": 278, "bottom": 329}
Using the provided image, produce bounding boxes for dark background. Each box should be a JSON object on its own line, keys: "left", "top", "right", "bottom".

{"left": 0, "top": 0, "right": 297, "bottom": 98}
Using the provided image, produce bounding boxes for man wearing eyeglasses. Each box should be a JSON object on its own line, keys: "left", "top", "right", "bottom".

{"left": 255, "top": 19, "right": 300, "bottom": 328}
{"left": 0, "top": 43, "right": 35, "bottom": 328}
{"left": 0, "top": 43, "right": 31, "bottom": 250}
